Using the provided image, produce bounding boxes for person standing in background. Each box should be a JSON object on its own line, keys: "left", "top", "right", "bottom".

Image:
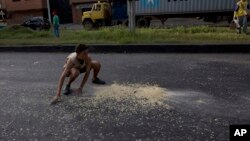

{"left": 52, "top": 10, "right": 60, "bottom": 37}
{"left": 235, "top": 0, "right": 250, "bottom": 34}
{"left": 233, "top": 0, "right": 240, "bottom": 31}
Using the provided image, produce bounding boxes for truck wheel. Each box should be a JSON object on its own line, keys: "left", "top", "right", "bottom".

{"left": 227, "top": 16, "right": 233, "bottom": 24}
{"left": 212, "top": 16, "right": 218, "bottom": 23}
{"left": 83, "top": 20, "right": 94, "bottom": 30}
{"left": 122, "top": 20, "right": 129, "bottom": 27}
{"left": 105, "top": 19, "right": 112, "bottom": 26}
{"left": 136, "top": 18, "right": 150, "bottom": 28}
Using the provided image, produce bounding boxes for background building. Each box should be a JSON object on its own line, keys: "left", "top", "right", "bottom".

{"left": 0, "top": 0, "right": 72, "bottom": 24}
{"left": 1, "top": 0, "right": 47, "bottom": 24}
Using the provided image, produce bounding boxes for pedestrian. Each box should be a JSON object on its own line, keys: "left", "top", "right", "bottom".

{"left": 233, "top": 0, "right": 240, "bottom": 30}
{"left": 51, "top": 44, "right": 106, "bottom": 104}
{"left": 235, "top": 0, "right": 250, "bottom": 34}
{"left": 52, "top": 10, "right": 60, "bottom": 37}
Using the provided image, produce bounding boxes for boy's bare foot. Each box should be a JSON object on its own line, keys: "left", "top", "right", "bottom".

{"left": 50, "top": 96, "right": 62, "bottom": 105}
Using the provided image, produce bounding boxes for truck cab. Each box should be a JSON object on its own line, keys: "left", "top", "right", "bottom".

{"left": 82, "top": 1, "right": 111, "bottom": 29}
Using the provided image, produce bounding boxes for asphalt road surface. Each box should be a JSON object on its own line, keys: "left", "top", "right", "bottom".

{"left": 0, "top": 53, "right": 250, "bottom": 141}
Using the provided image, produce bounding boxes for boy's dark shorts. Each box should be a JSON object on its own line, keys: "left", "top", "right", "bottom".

{"left": 79, "top": 66, "right": 87, "bottom": 73}
{"left": 66, "top": 67, "right": 86, "bottom": 77}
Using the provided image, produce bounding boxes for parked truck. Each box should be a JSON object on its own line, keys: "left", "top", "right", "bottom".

{"left": 82, "top": 0, "right": 245, "bottom": 29}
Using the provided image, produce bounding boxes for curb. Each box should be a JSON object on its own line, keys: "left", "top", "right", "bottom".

{"left": 0, "top": 44, "right": 250, "bottom": 53}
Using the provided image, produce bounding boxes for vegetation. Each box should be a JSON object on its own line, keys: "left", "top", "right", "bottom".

{"left": 0, "top": 25, "right": 249, "bottom": 45}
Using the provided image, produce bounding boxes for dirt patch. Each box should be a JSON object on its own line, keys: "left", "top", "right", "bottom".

{"left": 93, "top": 84, "right": 169, "bottom": 108}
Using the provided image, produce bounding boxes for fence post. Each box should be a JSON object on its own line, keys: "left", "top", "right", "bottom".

{"left": 128, "top": 0, "right": 136, "bottom": 32}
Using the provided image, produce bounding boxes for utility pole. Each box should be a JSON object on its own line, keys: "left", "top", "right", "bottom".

{"left": 47, "top": 0, "right": 51, "bottom": 23}
{"left": 128, "top": 0, "right": 136, "bottom": 32}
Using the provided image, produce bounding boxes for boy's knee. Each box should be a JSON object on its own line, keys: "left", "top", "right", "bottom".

{"left": 96, "top": 62, "right": 101, "bottom": 67}
{"left": 71, "top": 69, "right": 80, "bottom": 78}
{"left": 91, "top": 61, "right": 101, "bottom": 68}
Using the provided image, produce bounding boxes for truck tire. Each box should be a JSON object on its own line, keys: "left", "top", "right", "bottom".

{"left": 122, "top": 20, "right": 129, "bottom": 27}
{"left": 83, "top": 20, "right": 94, "bottom": 30}
{"left": 227, "top": 15, "right": 233, "bottom": 24}
{"left": 105, "top": 19, "right": 112, "bottom": 26}
{"left": 136, "top": 18, "right": 150, "bottom": 28}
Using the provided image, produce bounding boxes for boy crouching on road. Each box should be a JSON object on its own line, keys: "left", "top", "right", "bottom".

{"left": 51, "top": 44, "right": 105, "bottom": 104}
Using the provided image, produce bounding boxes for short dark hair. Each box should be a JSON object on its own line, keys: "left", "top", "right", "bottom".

{"left": 75, "top": 44, "right": 88, "bottom": 53}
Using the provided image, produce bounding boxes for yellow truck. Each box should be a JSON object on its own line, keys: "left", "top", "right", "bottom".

{"left": 82, "top": 1, "right": 112, "bottom": 30}
{"left": 81, "top": 1, "right": 147, "bottom": 30}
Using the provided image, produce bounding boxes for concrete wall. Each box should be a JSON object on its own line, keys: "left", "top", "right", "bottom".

{"left": 7, "top": 10, "right": 45, "bottom": 24}
{"left": 1, "top": 0, "right": 46, "bottom": 24}
{"left": 0, "top": 0, "right": 7, "bottom": 9}
{"left": 5, "top": 0, "right": 46, "bottom": 12}
{"left": 72, "top": 4, "right": 83, "bottom": 24}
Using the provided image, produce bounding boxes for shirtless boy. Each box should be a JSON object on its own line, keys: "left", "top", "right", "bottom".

{"left": 51, "top": 44, "right": 105, "bottom": 104}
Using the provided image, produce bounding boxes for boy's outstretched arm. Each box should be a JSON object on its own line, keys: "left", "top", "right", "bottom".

{"left": 56, "top": 69, "right": 68, "bottom": 97}
{"left": 51, "top": 70, "right": 67, "bottom": 104}
{"left": 51, "top": 60, "right": 72, "bottom": 104}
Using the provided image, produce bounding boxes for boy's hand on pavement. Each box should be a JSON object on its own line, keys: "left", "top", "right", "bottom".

{"left": 51, "top": 95, "right": 62, "bottom": 105}
{"left": 76, "top": 88, "right": 83, "bottom": 95}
